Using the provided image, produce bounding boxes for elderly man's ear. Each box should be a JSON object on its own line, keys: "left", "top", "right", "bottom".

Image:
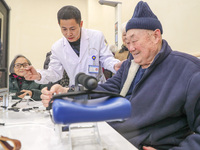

{"left": 153, "top": 29, "right": 162, "bottom": 44}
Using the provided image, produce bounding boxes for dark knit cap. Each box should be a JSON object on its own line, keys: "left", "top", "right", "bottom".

{"left": 126, "top": 1, "right": 163, "bottom": 34}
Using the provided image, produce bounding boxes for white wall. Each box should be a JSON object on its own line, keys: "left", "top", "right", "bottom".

{"left": 5, "top": 0, "right": 200, "bottom": 69}
{"left": 120, "top": 0, "right": 200, "bottom": 56}
{"left": 87, "top": 0, "right": 115, "bottom": 44}
{"left": 5, "top": 0, "right": 88, "bottom": 69}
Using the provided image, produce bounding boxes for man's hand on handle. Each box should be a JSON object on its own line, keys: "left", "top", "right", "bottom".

{"left": 41, "top": 84, "right": 69, "bottom": 107}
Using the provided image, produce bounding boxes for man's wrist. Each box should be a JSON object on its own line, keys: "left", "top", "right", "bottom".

{"left": 37, "top": 73, "right": 41, "bottom": 81}
{"left": 114, "top": 64, "right": 117, "bottom": 71}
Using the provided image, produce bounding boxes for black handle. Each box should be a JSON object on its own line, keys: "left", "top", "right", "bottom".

{"left": 46, "top": 82, "right": 53, "bottom": 110}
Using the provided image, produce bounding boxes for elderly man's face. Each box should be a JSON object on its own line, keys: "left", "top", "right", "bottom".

{"left": 126, "top": 29, "right": 160, "bottom": 68}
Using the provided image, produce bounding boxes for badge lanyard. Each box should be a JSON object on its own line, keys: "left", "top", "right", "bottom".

{"left": 87, "top": 42, "right": 104, "bottom": 82}
{"left": 88, "top": 43, "right": 99, "bottom": 74}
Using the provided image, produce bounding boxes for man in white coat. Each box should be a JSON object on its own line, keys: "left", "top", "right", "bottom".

{"left": 24, "top": 5, "right": 121, "bottom": 86}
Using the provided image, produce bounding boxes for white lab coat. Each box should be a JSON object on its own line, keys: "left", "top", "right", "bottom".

{"left": 36, "top": 28, "right": 120, "bottom": 86}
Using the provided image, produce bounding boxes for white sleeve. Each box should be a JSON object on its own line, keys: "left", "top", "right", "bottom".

{"left": 35, "top": 48, "right": 64, "bottom": 84}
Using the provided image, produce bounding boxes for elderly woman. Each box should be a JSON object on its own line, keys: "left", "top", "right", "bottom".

{"left": 9, "top": 55, "right": 47, "bottom": 100}
{"left": 114, "top": 22, "right": 130, "bottom": 61}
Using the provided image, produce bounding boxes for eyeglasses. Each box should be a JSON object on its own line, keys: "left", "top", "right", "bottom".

{"left": 14, "top": 63, "right": 29, "bottom": 69}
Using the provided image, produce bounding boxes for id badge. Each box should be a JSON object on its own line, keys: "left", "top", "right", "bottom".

{"left": 88, "top": 65, "right": 99, "bottom": 74}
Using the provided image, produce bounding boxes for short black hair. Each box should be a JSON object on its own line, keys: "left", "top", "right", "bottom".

{"left": 57, "top": 5, "right": 81, "bottom": 24}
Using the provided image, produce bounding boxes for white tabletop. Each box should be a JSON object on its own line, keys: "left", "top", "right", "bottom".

{"left": 0, "top": 99, "right": 137, "bottom": 150}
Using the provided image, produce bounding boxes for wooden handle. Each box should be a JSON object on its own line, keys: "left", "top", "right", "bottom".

{"left": 0, "top": 136, "right": 21, "bottom": 150}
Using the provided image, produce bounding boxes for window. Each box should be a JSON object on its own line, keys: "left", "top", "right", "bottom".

{"left": 0, "top": 0, "right": 9, "bottom": 92}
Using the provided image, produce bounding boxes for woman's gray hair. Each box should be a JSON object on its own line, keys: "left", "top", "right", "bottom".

{"left": 121, "top": 21, "right": 128, "bottom": 33}
{"left": 9, "top": 54, "right": 32, "bottom": 73}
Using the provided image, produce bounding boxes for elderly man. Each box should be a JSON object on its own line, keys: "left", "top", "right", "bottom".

{"left": 41, "top": 1, "right": 200, "bottom": 150}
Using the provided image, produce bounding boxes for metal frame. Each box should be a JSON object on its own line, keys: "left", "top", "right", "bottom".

{"left": 0, "top": 0, "right": 10, "bottom": 108}
{"left": 55, "top": 123, "right": 105, "bottom": 150}
{"left": 99, "top": 0, "right": 122, "bottom": 49}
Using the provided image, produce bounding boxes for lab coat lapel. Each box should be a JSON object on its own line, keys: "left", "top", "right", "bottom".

{"left": 63, "top": 37, "right": 79, "bottom": 63}
{"left": 79, "top": 28, "right": 89, "bottom": 62}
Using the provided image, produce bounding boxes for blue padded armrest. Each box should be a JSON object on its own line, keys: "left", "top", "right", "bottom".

{"left": 52, "top": 97, "right": 131, "bottom": 124}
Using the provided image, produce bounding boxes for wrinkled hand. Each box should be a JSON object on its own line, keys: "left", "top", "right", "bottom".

{"left": 143, "top": 146, "right": 156, "bottom": 150}
{"left": 114, "top": 60, "right": 126, "bottom": 71}
{"left": 17, "top": 90, "right": 32, "bottom": 99}
{"left": 24, "top": 66, "right": 41, "bottom": 80}
{"left": 41, "top": 84, "right": 69, "bottom": 107}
